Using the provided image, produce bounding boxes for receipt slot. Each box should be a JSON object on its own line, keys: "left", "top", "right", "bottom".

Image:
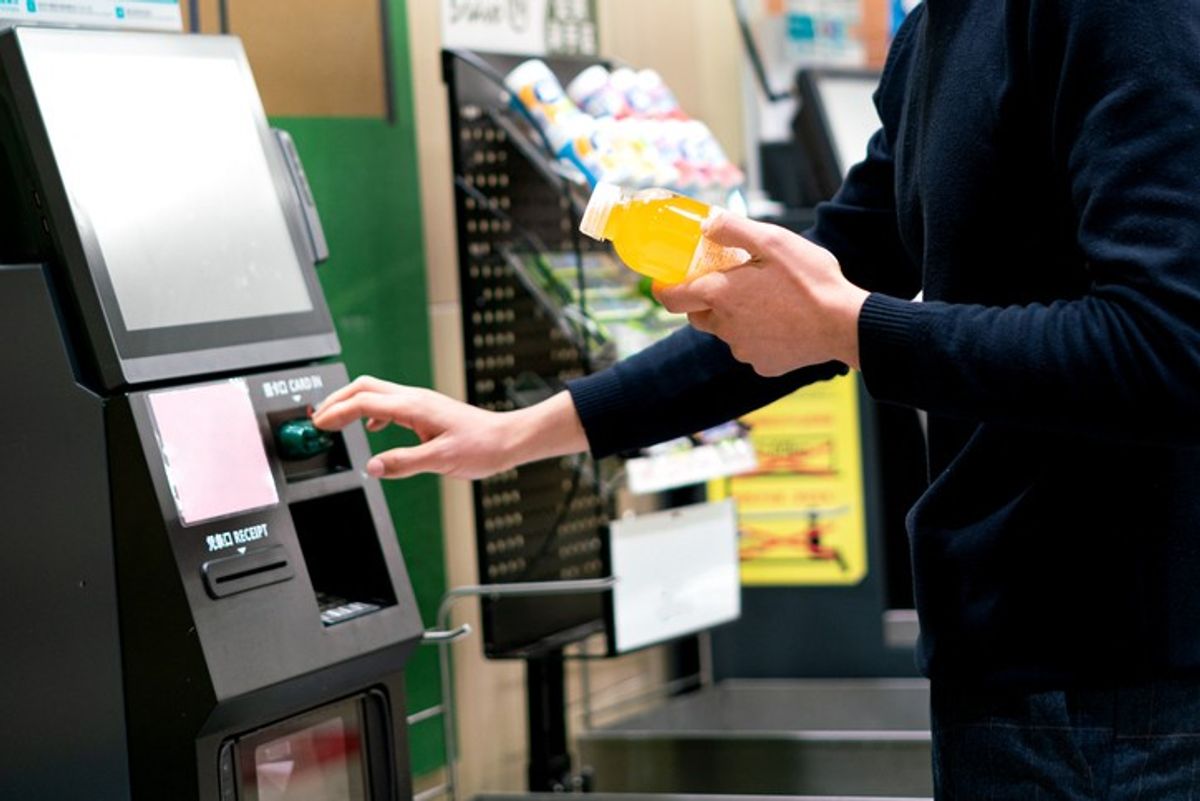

{"left": 0, "top": 29, "right": 423, "bottom": 800}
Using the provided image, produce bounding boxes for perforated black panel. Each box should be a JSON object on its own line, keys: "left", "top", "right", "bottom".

{"left": 444, "top": 50, "right": 612, "bottom": 657}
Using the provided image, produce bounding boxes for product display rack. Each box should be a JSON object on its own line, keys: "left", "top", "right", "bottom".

{"left": 443, "top": 49, "right": 614, "bottom": 661}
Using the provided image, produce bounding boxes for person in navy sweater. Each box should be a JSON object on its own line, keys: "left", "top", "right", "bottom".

{"left": 316, "top": 2, "right": 1200, "bottom": 796}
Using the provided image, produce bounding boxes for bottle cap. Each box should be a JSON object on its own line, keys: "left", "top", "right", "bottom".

{"left": 579, "top": 182, "right": 622, "bottom": 241}
{"left": 610, "top": 68, "right": 637, "bottom": 91}
{"left": 504, "top": 59, "right": 555, "bottom": 95}
{"left": 566, "top": 64, "right": 610, "bottom": 105}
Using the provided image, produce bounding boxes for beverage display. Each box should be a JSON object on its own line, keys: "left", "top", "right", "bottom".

{"left": 566, "top": 63, "right": 631, "bottom": 119}
{"left": 503, "top": 58, "right": 599, "bottom": 183}
{"left": 506, "top": 60, "right": 744, "bottom": 198}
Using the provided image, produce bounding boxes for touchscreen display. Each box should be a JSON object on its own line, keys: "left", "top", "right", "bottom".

{"left": 815, "top": 75, "right": 882, "bottom": 177}
{"left": 147, "top": 379, "right": 278, "bottom": 526}
{"left": 254, "top": 717, "right": 360, "bottom": 801}
{"left": 238, "top": 701, "right": 368, "bottom": 801}
{"left": 21, "top": 39, "right": 314, "bottom": 330}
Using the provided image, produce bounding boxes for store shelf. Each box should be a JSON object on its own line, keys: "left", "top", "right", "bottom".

{"left": 445, "top": 48, "right": 615, "bottom": 658}
{"left": 578, "top": 680, "right": 933, "bottom": 798}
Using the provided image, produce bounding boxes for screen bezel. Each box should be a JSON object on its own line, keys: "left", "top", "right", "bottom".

{"left": 1, "top": 28, "right": 337, "bottom": 389}
{"left": 793, "top": 68, "right": 882, "bottom": 202}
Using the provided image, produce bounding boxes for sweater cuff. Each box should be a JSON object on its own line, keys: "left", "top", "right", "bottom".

{"left": 566, "top": 368, "right": 627, "bottom": 458}
{"left": 857, "top": 292, "right": 927, "bottom": 406}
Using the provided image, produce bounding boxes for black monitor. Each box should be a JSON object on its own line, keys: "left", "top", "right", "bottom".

{"left": 0, "top": 27, "right": 337, "bottom": 389}
{"left": 793, "top": 68, "right": 883, "bottom": 201}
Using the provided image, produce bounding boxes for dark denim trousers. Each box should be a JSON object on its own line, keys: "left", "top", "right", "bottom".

{"left": 932, "top": 679, "right": 1200, "bottom": 800}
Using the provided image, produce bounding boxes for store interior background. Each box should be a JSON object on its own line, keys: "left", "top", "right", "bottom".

{"left": 178, "top": 0, "right": 899, "bottom": 795}
{"left": 414, "top": 4, "right": 752, "bottom": 792}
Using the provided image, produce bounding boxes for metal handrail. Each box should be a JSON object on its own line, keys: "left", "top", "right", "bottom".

{"left": 418, "top": 577, "right": 618, "bottom": 801}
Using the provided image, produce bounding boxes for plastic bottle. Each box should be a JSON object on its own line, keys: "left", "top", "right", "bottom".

{"left": 566, "top": 64, "right": 631, "bottom": 119}
{"left": 505, "top": 59, "right": 581, "bottom": 134}
{"left": 610, "top": 67, "right": 655, "bottom": 117}
{"left": 504, "top": 59, "right": 599, "bottom": 184}
{"left": 635, "top": 69, "right": 688, "bottom": 120}
{"left": 578, "top": 183, "right": 749, "bottom": 285}
{"left": 680, "top": 120, "right": 745, "bottom": 189}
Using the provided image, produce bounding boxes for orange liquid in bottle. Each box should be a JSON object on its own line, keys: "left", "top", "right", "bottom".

{"left": 579, "top": 185, "right": 746, "bottom": 284}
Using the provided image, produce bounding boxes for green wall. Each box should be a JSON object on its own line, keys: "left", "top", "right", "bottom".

{"left": 270, "top": 0, "right": 448, "bottom": 776}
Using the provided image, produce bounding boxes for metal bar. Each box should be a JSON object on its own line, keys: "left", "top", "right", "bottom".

{"left": 434, "top": 577, "right": 617, "bottom": 801}
{"left": 413, "top": 783, "right": 449, "bottom": 801}
{"left": 436, "top": 577, "right": 618, "bottom": 628}
{"left": 732, "top": 0, "right": 791, "bottom": 102}
{"left": 406, "top": 705, "right": 444, "bottom": 727}
{"left": 698, "top": 630, "right": 715, "bottom": 688}
{"left": 578, "top": 639, "right": 594, "bottom": 731}
{"left": 583, "top": 673, "right": 704, "bottom": 725}
{"left": 422, "top": 624, "right": 473, "bottom": 644}
{"left": 526, "top": 651, "right": 571, "bottom": 791}
{"left": 377, "top": 0, "right": 396, "bottom": 124}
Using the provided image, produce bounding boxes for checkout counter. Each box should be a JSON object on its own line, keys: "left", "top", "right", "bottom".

{"left": 0, "top": 27, "right": 423, "bottom": 800}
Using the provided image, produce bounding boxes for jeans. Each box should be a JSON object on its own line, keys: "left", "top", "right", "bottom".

{"left": 932, "top": 679, "right": 1200, "bottom": 800}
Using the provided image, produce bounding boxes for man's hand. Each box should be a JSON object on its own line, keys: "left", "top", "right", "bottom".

{"left": 311, "top": 377, "right": 587, "bottom": 480}
{"left": 656, "top": 214, "right": 869, "bottom": 375}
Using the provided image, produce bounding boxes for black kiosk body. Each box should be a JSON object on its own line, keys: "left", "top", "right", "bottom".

{"left": 0, "top": 28, "right": 423, "bottom": 800}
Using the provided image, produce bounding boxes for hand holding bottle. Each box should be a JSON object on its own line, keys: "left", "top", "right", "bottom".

{"left": 580, "top": 183, "right": 749, "bottom": 284}
{"left": 654, "top": 213, "right": 870, "bottom": 376}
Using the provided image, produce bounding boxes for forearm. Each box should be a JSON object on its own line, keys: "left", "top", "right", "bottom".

{"left": 503, "top": 390, "right": 589, "bottom": 468}
{"left": 859, "top": 292, "right": 1200, "bottom": 443}
{"left": 568, "top": 326, "right": 847, "bottom": 458}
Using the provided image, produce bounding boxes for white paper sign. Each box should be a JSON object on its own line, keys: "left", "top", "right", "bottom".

{"left": 610, "top": 499, "right": 741, "bottom": 654}
{"left": 625, "top": 439, "right": 759, "bottom": 496}
{"left": 0, "top": 1, "right": 183, "bottom": 32}
{"left": 441, "top": 0, "right": 597, "bottom": 56}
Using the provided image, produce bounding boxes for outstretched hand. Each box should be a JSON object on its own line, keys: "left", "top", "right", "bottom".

{"left": 311, "top": 377, "right": 587, "bottom": 480}
{"left": 655, "top": 214, "right": 869, "bottom": 376}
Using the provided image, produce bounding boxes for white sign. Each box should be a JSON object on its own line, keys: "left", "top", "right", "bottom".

{"left": 205, "top": 523, "right": 270, "bottom": 554}
{"left": 441, "top": 0, "right": 597, "bottom": 56}
{"left": 626, "top": 438, "right": 758, "bottom": 496}
{"left": 609, "top": 499, "right": 741, "bottom": 654}
{"left": 0, "top": 1, "right": 183, "bottom": 33}
{"left": 262, "top": 374, "right": 324, "bottom": 399}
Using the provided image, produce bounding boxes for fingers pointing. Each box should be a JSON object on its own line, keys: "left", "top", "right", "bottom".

{"left": 366, "top": 441, "right": 445, "bottom": 479}
{"left": 313, "top": 390, "right": 415, "bottom": 432}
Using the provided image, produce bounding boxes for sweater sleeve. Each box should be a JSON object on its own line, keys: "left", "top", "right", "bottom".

{"left": 567, "top": 327, "right": 846, "bottom": 458}
{"left": 858, "top": 2, "right": 1200, "bottom": 442}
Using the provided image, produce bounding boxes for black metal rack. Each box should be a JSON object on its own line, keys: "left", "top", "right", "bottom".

{"left": 443, "top": 48, "right": 625, "bottom": 793}
{"left": 443, "top": 48, "right": 614, "bottom": 662}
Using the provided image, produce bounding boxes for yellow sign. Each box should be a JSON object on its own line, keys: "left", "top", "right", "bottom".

{"left": 709, "top": 375, "right": 868, "bottom": 586}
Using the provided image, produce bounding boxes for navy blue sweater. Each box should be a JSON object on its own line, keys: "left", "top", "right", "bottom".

{"left": 568, "top": 0, "right": 1200, "bottom": 688}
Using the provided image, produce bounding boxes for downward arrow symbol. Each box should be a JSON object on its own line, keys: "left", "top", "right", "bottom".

{"left": 237, "top": 546, "right": 247, "bottom": 555}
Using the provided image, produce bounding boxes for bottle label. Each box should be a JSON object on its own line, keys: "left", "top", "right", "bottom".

{"left": 685, "top": 211, "right": 750, "bottom": 280}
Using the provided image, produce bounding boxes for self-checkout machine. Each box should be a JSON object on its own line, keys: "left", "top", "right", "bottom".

{"left": 0, "top": 17, "right": 426, "bottom": 801}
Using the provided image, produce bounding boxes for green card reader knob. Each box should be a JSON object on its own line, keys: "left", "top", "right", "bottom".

{"left": 275, "top": 418, "right": 334, "bottom": 461}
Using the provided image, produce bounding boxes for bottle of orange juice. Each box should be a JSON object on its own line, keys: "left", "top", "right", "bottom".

{"left": 578, "top": 183, "right": 748, "bottom": 285}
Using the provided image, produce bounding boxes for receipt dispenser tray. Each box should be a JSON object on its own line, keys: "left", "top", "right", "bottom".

{"left": 201, "top": 545, "right": 294, "bottom": 599}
